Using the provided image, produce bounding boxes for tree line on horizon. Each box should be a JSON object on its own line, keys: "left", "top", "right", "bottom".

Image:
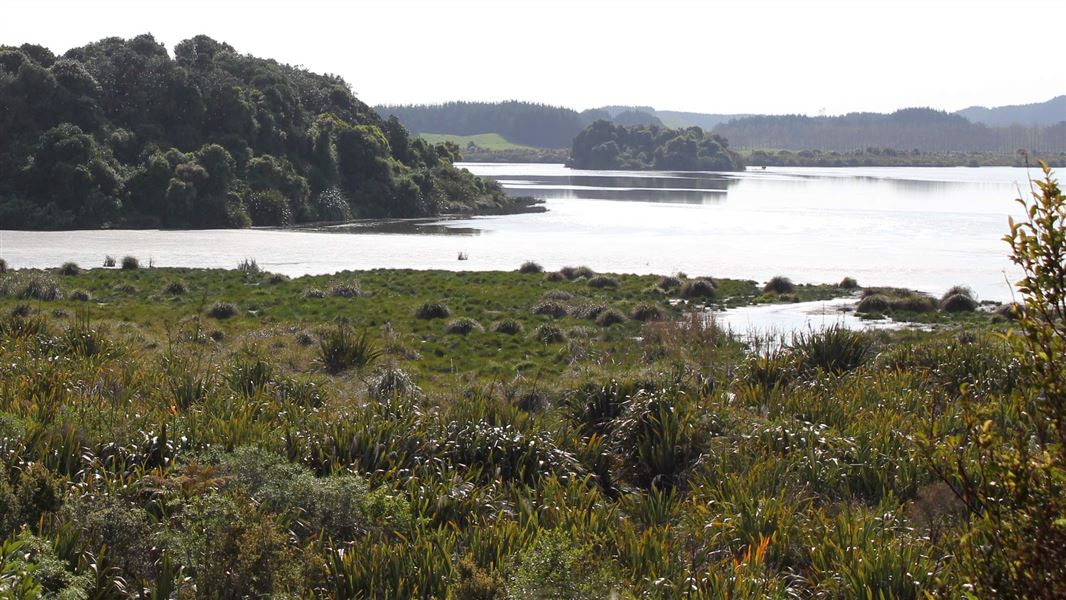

{"left": 569, "top": 121, "right": 743, "bottom": 171}
{"left": 0, "top": 35, "right": 508, "bottom": 230}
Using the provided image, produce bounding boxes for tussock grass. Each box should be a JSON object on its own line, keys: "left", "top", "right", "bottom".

{"left": 59, "top": 262, "right": 81, "bottom": 276}
{"left": 69, "top": 289, "right": 92, "bottom": 302}
{"left": 839, "top": 276, "right": 859, "bottom": 289}
{"left": 681, "top": 278, "right": 717, "bottom": 299}
{"left": 103, "top": 255, "right": 116, "bottom": 267}
{"left": 595, "top": 308, "right": 626, "bottom": 327}
{"left": 763, "top": 276, "right": 795, "bottom": 294}
{"left": 630, "top": 303, "right": 665, "bottom": 322}
{"left": 559, "top": 265, "right": 595, "bottom": 280}
{"left": 518, "top": 261, "right": 543, "bottom": 274}
{"left": 121, "top": 256, "right": 140, "bottom": 270}
{"left": 208, "top": 302, "right": 239, "bottom": 319}
{"left": 531, "top": 301, "right": 568, "bottom": 319}
{"left": 0, "top": 271, "right": 63, "bottom": 301}
{"left": 318, "top": 325, "right": 381, "bottom": 373}
{"left": 415, "top": 302, "right": 450, "bottom": 319}
{"left": 445, "top": 317, "right": 483, "bottom": 335}
{"left": 237, "top": 258, "right": 261, "bottom": 274}
{"left": 533, "top": 323, "right": 565, "bottom": 343}
{"left": 163, "top": 280, "right": 187, "bottom": 296}
{"left": 493, "top": 319, "right": 524, "bottom": 335}
{"left": 587, "top": 275, "right": 619, "bottom": 289}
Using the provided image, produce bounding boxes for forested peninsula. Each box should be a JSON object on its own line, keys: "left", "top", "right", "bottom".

{"left": 569, "top": 121, "right": 744, "bottom": 171}
{"left": 0, "top": 35, "right": 515, "bottom": 230}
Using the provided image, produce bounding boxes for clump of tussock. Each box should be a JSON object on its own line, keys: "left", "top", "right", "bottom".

{"left": 415, "top": 302, "right": 450, "bottom": 319}
{"left": 0, "top": 258, "right": 6, "bottom": 273}
{"left": 839, "top": 276, "right": 859, "bottom": 289}
{"left": 9, "top": 304, "right": 32, "bottom": 318}
{"left": 856, "top": 294, "right": 890, "bottom": 314}
{"left": 0, "top": 313, "right": 48, "bottom": 339}
{"left": 595, "top": 308, "right": 626, "bottom": 327}
{"left": 317, "top": 325, "right": 381, "bottom": 373}
{"left": 303, "top": 288, "right": 326, "bottom": 298}
{"left": 112, "top": 283, "right": 136, "bottom": 295}
{"left": 59, "top": 262, "right": 81, "bottom": 276}
{"left": 163, "top": 281, "right": 187, "bottom": 296}
{"left": 763, "top": 276, "right": 795, "bottom": 294}
{"left": 493, "top": 319, "right": 524, "bottom": 335}
{"left": 541, "top": 290, "right": 573, "bottom": 301}
{"left": 328, "top": 281, "right": 361, "bottom": 298}
{"left": 237, "top": 258, "right": 261, "bottom": 274}
{"left": 0, "top": 272, "right": 63, "bottom": 301}
{"left": 103, "top": 255, "right": 116, "bottom": 268}
{"left": 533, "top": 324, "right": 565, "bottom": 343}
{"left": 544, "top": 271, "right": 565, "bottom": 282}
{"left": 570, "top": 303, "right": 608, "bottom": 321}
{"left": 680, "top": 278, "right": 717, "bottom": 299}
{"left": 791, "top": 325, "right": 873, "bottom": 374}
{"left": 518, "top": 261, "right": 544, "bottom": 274}
{"left": 531, "top": 301, "right": 568, "bottom": 319}
{"left": 656, "top": 275, "right": 682, "bottom": 291}
{"left": 121, "top": 256, "right": 140, "bottom": 270}
{"left": 268, "top": 273, "right": 289, "bottom": 285}
{"left": 630, "top": 303, "right": 665, "bottom": 322}
{"left": 208, "top": 302, "right": 239, "bottom": 319}
{"left": 587, "top": 275, "right": 619, "bottom": 289}
{"left": 367, "top": 367, "right": 421, "bottom": 400}
{"left": 69, "top": 289, "right": 92, "bottom": 302}
{"left": 445, "top": 317, "right": 483, "bottom": 335}
{"left": 940, "top": 285, "right": 977, "bottom": 312}
{"left": 994, "top": 302, "right": 1024, "bottom": 321}
{"left": 857, "top": 288, "right": 937, "bottom": 314}
{"left": 559, "top": 265, "right": 595, "bottom": 280}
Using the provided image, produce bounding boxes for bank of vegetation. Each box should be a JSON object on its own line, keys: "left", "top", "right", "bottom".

{"left": 0, "top": 35, "right": 517, "bottom": 230}
{"left": 0, "top": 168, "right": 1063, "bottom": 597}
{"left": 745, "top": 148, "right": 1066, "bottom": 168}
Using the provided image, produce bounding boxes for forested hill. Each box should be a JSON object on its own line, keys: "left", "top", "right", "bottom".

{"left": 570, "top": 121, "right": 743, "bottom": 171}
{"left": 956, "top": 95, "right": 1066, "bottom": 127}
{"left": 0, "top": 35, "right": 510, "bottom": 230}
{"left": 374, "top": 101, "right": 603, "bottom": 149}
{"left": 712, "top": 108, "right": 1066, "bottom": 153}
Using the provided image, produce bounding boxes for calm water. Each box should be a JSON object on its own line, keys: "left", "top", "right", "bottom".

{"left": 0, "top": 163, "right": 1039, "bottom": 302}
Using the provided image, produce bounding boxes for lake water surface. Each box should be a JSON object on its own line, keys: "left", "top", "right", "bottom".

{"left": 0, "top": 163, "right": 1039, "bottom": 302}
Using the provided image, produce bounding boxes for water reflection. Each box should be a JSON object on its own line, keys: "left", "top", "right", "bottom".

{"left": 300, "top": 219, "right": 483, "bottom": 236}
{"left": 485, "top": 172, "right": 736, "bottom": 204}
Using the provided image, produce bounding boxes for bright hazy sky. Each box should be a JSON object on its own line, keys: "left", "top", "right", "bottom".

{"left": 3, "top": 0, "right": 1063, "bottom": 116}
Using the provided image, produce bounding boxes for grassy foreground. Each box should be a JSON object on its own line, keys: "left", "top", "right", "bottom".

{"left": 0, "top": 261, "right": 1045, "bottom": 598}
{"left": 421, "top": 133, "right": 534, "bottom": 151}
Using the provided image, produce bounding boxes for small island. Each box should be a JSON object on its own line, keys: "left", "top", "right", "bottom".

{"left": 568, "top": 121, "right": 744, "bottom": 171}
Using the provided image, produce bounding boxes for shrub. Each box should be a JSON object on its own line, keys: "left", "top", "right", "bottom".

{"left": 303, "top": 288, "right": 326, "bottom": 298}
{"left": 318, "top": 325, "right": 381, "bottom": 372}
{"left": 103, "top": 255, "right": 116, "bottom": 267}
{"left": 559, "top": 265, "right": 595, "bottom": 280}
{"left": 531, "top": 301, "right": 568, "bottom": 319}
{"left": 941, "top": 285, "right": 975, "bottom": 303}
{"left": 208, "top": 302, "right": 239, "bottom": 319}
{"left": 839, "top": 276, "right": 859, "bottom": 289}
{"left": 681, "top": 278, "right": 717, "bottom": 299}
{"left": 630, "top": 303, "right": 665, "bottom": 322}
{"left": 656, "top": 275, "right": 682, "bottom": 291}
{"left": 856, "top": 294, "right": 890, "bottom": 313}
{"left": 595, "top": 308, "right": 626, "bottom": 327}
{"left": 59, "top": 262, "right": 80, "bottom": 276}
{"left": 69, "top": 289, "right": 91, "bottom": 302}
{"left": 120, "top": 255, "right": 139, "bottom": 270}
{"left": 533, "top": 324, "right": 565, "bottom": 343}
{"left": 415, "top": 302, "right": 450, "bottom": 319}
{"left": 163, "top": 280, "right": 187, "bottom": 295}
{"left": 493, "top": 319, "right": 524, "bottom": 335}
{"left": 507, "top": 530, "right": 614, "bottom": 600}
{"left": 942, "top": 293, "right": 978, "bottom": 312}
{"left": 445, "top": 318, "right": 484, "bottom": 335}
{"left": 518, "top": 261, "right": 543, "bottom": 274}
{"left": 587, "top": 275, "right": 619, "bottom": 289}
{"left": 237, "top": 258, "right": 261, "bottom": 274}
{"left": 763, "top": 276, "right": 795, "bottom": 294}
{"left": 329, "top": 282, "right": 361, "bottom": 298}
{"left": 544, "top": 271, "right": 565, "bottom": 282}
{"left": 268, "top": 273, "right": 290, "bottom": 284}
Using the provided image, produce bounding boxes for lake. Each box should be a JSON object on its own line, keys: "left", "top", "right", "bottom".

{"left": 0, "top": 163, "right": 1038, "bottom": 302}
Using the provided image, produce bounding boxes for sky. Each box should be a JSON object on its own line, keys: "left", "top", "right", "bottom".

{"left": 3, "top": 0, "right": 1063, "bottom": 116}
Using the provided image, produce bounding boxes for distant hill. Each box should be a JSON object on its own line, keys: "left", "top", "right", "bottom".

{"left": 375, "top": 101, "right": 591, "bottom": 149}
{"left": 656, "top": 111, "right": 750, "bottom": 130}
{"left": 712, "top": 108, "right": 1065, "bottom": 154}
{"left": 955, "top": 95, "right": 1066, "bottom": 127}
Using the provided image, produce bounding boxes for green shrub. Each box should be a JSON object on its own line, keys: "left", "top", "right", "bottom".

{"left": 763, "top": 275, "right": 795, "bottom": 294}
{"left": 208, "top": 302, "right": 239, "bottom": 319}
{"left": 415, "top": 302, "right": 450, "bottom": 319}
{"left": 681, "top": 278, "right": 717, "bottom": 299}
{"left": 533, "top": 324, "right": 565, "bottom": 343}
{"left": 492, "top": 319, "right": 523, "bottom": 335}
{"left": 120, "top": 255, "right": 139, "bottom": 270}
{"left": 518, "top": 261, "right": 543, "bottom": 274}
{"left": 318, "top": 325, "right": 381, "bottom": 372}
{"left": 587, "top": 275, "right": 619, "bottom": 289}
{"left": 630, "top": 303, "right": 665, "bottom": 322}
{"left": 445, "top": 318, "right": 483, "bottom": 335}
{"left": 531, "top": 301, "right": 568, "bottom": 318}
{"left": 58, "top": 262, "right": 80, "bottom": 276}
{"left": 507, "top": 530, "right": 615, "bottom": 600}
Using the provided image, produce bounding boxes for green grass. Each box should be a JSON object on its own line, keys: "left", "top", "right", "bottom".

{"left": 420, "top": 132, "right": 534, "bottom": 151}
